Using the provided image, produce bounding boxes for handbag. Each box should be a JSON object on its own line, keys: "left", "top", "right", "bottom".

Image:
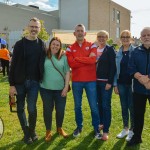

{"left": 50, "top": 58, "right": 71, "bottom": 92}
{"left": 9, "top": 95, "right": 17, "bottom": 112}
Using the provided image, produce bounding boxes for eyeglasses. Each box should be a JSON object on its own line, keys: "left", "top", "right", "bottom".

{"left": 29, "top": 26, "right": 40, "bottom": 29}
{"left": 97, "top": 36, "right": 107, "bottom": 38}
{"left": 121, "top": 36, "right": 130, "bottom": 39}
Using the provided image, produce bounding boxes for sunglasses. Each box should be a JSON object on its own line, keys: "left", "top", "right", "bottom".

{"left": 121, "top": 36, "right": 130, "bottom": 39}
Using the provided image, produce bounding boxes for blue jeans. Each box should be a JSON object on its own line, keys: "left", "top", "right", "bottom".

{"left": 15, "top": 80, "right": 39, "bottom": 131}
{"left": 72, "top": 81, "right": 100, "bottom": 130}
{"left": 40, "top": 87, "right": 66, "bottom": 130}
{"left": 97, "top": 81, "right": 113, "bottom": 133}
{"left": 118, "top": 84, "right": 134, "bottom": 129}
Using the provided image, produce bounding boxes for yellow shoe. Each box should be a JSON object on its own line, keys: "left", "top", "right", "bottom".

{"left": 45, "top": 130, "right": 52, "bottom": 142}
{"left": 57, "top": 128, "right": 69, "bottom": 138}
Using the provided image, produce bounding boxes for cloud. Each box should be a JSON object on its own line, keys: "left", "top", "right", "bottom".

{"left": 27, "top": 0, "right": 57, "bottom": 11}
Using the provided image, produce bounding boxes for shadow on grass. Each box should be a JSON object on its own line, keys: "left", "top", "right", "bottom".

{"left": 0, "top": 76, "right": 8, "bottom": 83}
{"left": 111, "top": 138, "right": 140, "bottom": 150}
{"left": 0, "top": 133, "right": 59, "bottom": 150}
{"left": 71, "top": 131, "right": 104, "bottom": 150}
{"left": 52, "top": 133, "right": 74, "bottom": 150}
{"left": 35, "top": 133, "right": 58, "bottom": 150}
{"left": 111, "top": 138, "right": 126, "bottom": 150}
{"left": 0, "top": 137, "right": 43, "bottom": 150}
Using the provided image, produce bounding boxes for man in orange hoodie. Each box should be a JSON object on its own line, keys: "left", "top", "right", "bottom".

{"left": 66, "top": 24, "right": 101, "bottom": 139}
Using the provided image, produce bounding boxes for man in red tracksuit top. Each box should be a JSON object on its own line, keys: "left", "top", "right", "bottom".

{"left": 66, "top": 24, "right": 101, "bottom": 139}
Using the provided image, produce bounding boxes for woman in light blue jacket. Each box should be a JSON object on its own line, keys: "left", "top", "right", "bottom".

{"left": 114, "top": 30, "right": 135, "bottom": 142}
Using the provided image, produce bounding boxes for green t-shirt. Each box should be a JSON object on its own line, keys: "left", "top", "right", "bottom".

{"left": 40, "top": 55, "right": 70, "bottom": 90}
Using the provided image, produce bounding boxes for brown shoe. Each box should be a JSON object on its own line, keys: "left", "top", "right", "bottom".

{"left": 57, "top": 128, "right": 68, "bottom": 138}
{"left": 45, "top": 130, "right": 52, "bottom": 142}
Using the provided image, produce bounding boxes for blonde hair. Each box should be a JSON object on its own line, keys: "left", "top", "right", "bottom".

{"left": 97, "top": 30, "right": 109, "bottom": 38}
{"left": 120, "top": 30, "right": 131, "bottom": 38}
{"left": 29, "top": 17, "right": 41, "bottom": 27}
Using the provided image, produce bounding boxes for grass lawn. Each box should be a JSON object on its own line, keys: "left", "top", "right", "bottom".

{"left": 0, "top": 73, "right": 150, "bottom": 150}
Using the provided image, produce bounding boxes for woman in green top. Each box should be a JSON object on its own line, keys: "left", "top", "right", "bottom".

{"left": 40, "top": 37, "right": 70, "bottom": 142}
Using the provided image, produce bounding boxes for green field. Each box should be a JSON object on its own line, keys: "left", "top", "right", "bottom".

{"left": 0, "top": 73, "right": 150, "bottom": 150}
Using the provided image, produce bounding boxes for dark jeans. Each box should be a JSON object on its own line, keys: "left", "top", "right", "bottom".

{"left": 118, "top": 84, "right": 134, "bottom": 129}
{"left": 40, "top": 87, "right": 66, "bottom": 130}
{"left": 15, "top": 80, "right": 39, "bottom": 132}
{"left": 132, "top": 92, "right": 150, "bottom": 140}
{"left": 1, "top": 59, "right": 9, "bottom": 76}
{"left": 97, "top": 81, "right": 113, "bottom": 133}
{"left": 72, "top": 81, "right": 100, "bottom": 130}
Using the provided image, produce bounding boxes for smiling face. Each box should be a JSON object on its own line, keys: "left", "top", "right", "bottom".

{"left": 27, "top": 19, "right": 41, "bottom": 40}
{"left": 97, "top": 30, "right": 109, "bottom": 47}
{"left": 120, "top": 30, "right": 131, "bottom": 47}
{"left": 50, "top": 39, "right": 61, "bottom": 55}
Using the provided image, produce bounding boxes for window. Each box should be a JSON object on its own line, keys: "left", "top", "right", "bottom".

{"left": 116, "top": 27, "right": 120, "bottom": 38}
{"left": 116, "top": 10, "right": 120, "bottom": 24}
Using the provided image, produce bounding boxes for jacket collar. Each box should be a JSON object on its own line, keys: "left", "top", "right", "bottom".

{"left": 75, "top": 39, "right": 86, "bottom": 46}
{"left": 118, "top": 44, "right": 134, "bottom": 54}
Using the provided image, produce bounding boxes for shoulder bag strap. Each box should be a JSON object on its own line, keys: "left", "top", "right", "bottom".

{"left": 50, "top": 58, "right": 65, "bottom": 83}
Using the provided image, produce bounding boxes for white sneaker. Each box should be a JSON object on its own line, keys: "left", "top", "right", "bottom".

{"left": 116, "top": 129, "right": 129, "bottom": 138}
{"left": 126, "top": 130, "right": 134, "bottom": 141}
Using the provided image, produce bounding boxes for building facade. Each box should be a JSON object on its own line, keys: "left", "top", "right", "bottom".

{"left": 0, "top": 0, "right": 131, "bottom": 48}
{"left": 59, "top": 0, "right": 131, "bottom": 43}
{"left": 0, "top": 2, "right": 58, "bottom": 49}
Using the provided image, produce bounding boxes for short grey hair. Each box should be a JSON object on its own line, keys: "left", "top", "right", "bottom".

{"left": 74, "top": 24, "right": 86, "bottom": 32}
{"left": 140, "top": 27, "right": 150, "bottom": 36}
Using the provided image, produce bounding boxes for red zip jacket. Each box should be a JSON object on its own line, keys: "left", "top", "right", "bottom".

{"left": 66, "top": 39, "right": 97, "bottom": 82}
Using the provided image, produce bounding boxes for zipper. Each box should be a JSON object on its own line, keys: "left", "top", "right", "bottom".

{"left": 146, "top": 51, "right": 149, "bottom": 74}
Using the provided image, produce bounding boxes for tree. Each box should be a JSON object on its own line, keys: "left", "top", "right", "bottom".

{"left": 107, "top": 38, "right": 119, "bottom": 50}
{"left": 23, "top": 20, "right": 50, "bottom": 41}
{"left": 38, "top": 20, "right": 50, "bottom": 41}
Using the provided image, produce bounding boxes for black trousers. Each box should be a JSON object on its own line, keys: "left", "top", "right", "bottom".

{"left": 1, "top": 59, "right": 9, "bottom": 76}
{"left": 132, "top": 92, "right": 150, "bottom": 140}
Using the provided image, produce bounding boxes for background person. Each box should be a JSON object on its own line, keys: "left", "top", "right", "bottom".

{"left": 96, "top": 30, "right": 116, "bottom": 141}
{"left": 127, "top": 27, "right": 150, "bottom": 146}
{"left": 66, "top": 24, "right": 101, "bottom": 139}
{"left": 40, "top": 37, "right": 70, "bottom": 142}
{"left": 9, "top": 17, "right": 46, "bottom": 144}
{"left": 114, "top": 30, "right": 134, "bottom": 141}
{"left": 0, "top": 44, "right": 10, "bottom": 76}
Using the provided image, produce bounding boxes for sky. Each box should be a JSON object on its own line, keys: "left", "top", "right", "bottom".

{"left": 0, "top": 0, "right": 149, "bottom": 38}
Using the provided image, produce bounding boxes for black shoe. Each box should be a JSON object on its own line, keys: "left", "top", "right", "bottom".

{"left": 94, "top": 129, "right": 102, "bottom": 139}
{"left": 24, "top": 136, "right": 33, "bottom": 145}
{"left": 23, "top": 126, "right": 33, "bottom": 144}
{"left": 127, "top": 138, "right": 142, "bottom": 146}
{"left": 73, "top": 127, "right": 82, "bottom": 137}
{"left": 30, "top": 131, "right": 38, "bottom": 142}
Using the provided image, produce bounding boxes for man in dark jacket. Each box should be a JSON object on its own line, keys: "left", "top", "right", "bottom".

{"left": 9, "top": 17, "right": 45, "bottom": 144}
{"left": 127, "top": 27, "right": 150, "bottom": 146}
